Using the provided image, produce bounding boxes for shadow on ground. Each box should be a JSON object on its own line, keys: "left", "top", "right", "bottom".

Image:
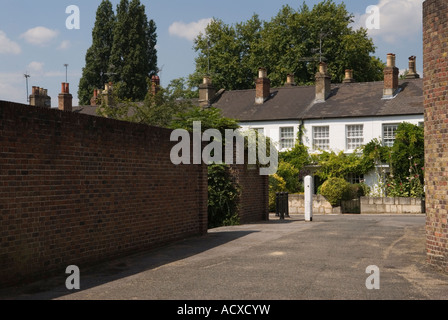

{"left": 0, "top": 227, "right": 263, "bottom": 300}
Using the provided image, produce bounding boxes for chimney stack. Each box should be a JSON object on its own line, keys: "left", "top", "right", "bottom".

{"left": 30, "top": 86, "right": 51, "bottom": 108}
{"left": 285, "top": 74, "right": 296, "bottom": 87}
{"left": 199, "top": 76, "right": 216, "bottom": 107}
{"left": 102, "top": 82, "right": 114, "bottom": 106}
{"left": 383, "top": 53, "right": 399, "bottom": 99}
{"left": 343, "top": 69, "right": 355, "bottom": 83}
{"left": 151, "top": 75, "right": 161, "bottom": 96}
{"left": 58, "top": 82, "right": 73, "bottom": 112}
{"left": 405, "top": 56, "right": 420, "bottom": 79}
{"left": 90, "top": 89, "right": 99, "bottom": 106}
{"left": 315, "top": 62, "right": 331, "bottom": 102}
{"left": 255, "top": 68, "right": 271, "bottom": 104}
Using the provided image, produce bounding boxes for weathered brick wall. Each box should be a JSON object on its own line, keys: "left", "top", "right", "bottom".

{"left": 0, "top": 101, "right": 208, "bottom": 286}
{"left": 230, "top": 165, "right": 269, "bottom": 224}
{"left": 423, "top": 0, "right": 448, "bottom": 273}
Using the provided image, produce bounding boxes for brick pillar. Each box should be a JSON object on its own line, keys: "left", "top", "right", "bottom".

{"left": 423, "top": 0, "right": 448, "bottom": 274}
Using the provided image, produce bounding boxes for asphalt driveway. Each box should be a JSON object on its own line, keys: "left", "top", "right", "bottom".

{"left": 1, "top": 214, "right": 447, "bottom": 300}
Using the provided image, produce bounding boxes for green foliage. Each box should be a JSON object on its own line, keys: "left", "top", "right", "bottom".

{"left": 276, "top": 161, "right": 302, "bottom": 194}
{"left": 169, "top": 106, "right": 240, "bottom": 135}
{"left": 166, "top": 77, "right": 199, "bottom": 100}
{"left": 79, "top": 0, "right": 157, "bottom": 104}
{"left": 269, "top": 174, "right": 287, "bottom": 212}
{"left": 190, "top": 0, "right": 384, "bottom": 91}
{"left": 390, "top": 122, "right": 424, "bottom": 185}
{"left": 78, "top": 0, "right": 115, "bottom": 105}
{"left": 312, "top": 150, "right": 367, "bottom": 181}
{"left": 207, "top": 164, "right": 241, "bottom": 229}
{"left": 279, "top": 142, "right": 310, "bottom": 171}
{"left": 320, "top": 177, "right": 351, "bottom": 206}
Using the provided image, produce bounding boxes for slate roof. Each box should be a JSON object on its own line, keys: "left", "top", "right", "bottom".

{"left": 213, "top": 78, "right": 423, "bottom": 122}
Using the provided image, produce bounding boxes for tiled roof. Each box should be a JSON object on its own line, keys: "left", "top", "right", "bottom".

{"left": 213, "top": 78, "right": 423, "bottom": 122}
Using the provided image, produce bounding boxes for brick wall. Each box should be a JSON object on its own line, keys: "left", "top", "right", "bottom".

{"left": 0, "top": 101, "right": 208, "bottom": 286}
{"left": 230, "top": 165, "right": 269, "bottom": 224}
{"left": 423, "top": 0, "right": 448, "bottom": 273}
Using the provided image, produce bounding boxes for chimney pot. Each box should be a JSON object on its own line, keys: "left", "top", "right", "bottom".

{"left": 387, "top": 53, "right": 396, "bottom": 68}
{"left": 406, "top": 56, "right": 420, "bottom": 79}
{"left": 343, "top": 69, "right": 355, "bottom": 83}
{"left": 199, "top": 76, "right": 216, "bottom": 107}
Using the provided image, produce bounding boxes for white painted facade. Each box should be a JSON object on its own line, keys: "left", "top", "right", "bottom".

{"left": 238, "top": 114, "right": 424, "bottom": 193}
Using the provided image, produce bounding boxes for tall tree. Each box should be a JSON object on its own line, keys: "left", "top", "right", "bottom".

{"left": 191, "top": 0, "right": 385, "bottom": 91}
{"left": 78, "top": 0, "right": 115, "bottom": 105}
{"left": 109, "top": 0, "right": 158, "bottom": 101}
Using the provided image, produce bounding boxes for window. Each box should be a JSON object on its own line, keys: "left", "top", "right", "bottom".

{"left": 312, "top": 126, "right": 330, "bottom": 150}
{"left": 346, "top": 125, "right": 364, "bottom": 150}
{"left": 252, "top": 128, "right": 264, "bottom": 136}
{"left": 347, "top": 174, "right": 364, "bottom": 185}
{"left": 280, "top": 127, "right": 294, "bottom": 149}
{"left": 383, "top": 124, "right": 399, "bottom": 147}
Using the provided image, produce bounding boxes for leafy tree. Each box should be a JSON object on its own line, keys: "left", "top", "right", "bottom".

{"left": 108, "top": 0, "right": 158, "bottom": 101}
{"left": 78, "top": 0, "right": 115, "bottom": 105}
{"left": 190, "top": 0, "right": 384, "bottom": 91}
{"left": 166, "top": 77, "right": 199, "bottom": 100}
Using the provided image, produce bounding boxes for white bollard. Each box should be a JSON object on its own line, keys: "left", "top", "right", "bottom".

{"left": 305, "top": 175, "right": 313, "bottom": 222}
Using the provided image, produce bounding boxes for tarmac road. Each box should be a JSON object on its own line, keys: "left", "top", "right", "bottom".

{"left": 1, "top": 214, "right": 448, "bottom": 300}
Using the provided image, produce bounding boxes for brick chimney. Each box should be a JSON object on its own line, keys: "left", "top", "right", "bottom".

{"left": 151, "top": 75, "right": 161, "bottom": 96}
{"left": 383, "top": 53, "right": 399, "bottom": 99}
{"left": 58, "top": 83, "right": 72, "bottom": 112}
{"left": 405, "top": 56, "right": 420, "bottom": 79}
{"left": 90, "top": 89, "right": 99, "bottom": 106}
{"left": 199, "top": 76, "right": 216, "bottom": 107}
{"left": 255, "top": 68, "right": 270, "bottom": 104}
{"left": 315, "top": 62, "right": 331, "bottom": 102}
{"left": 285, "top": 74, "right": 296, "bottom": 87}
{"left": 343, "top": 69, "right": 355, "bottom": 83}
{"left": 30, "top": 86, "right": 51, "bottom": 108}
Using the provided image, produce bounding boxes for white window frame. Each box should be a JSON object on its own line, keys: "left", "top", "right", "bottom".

{"left": 280, "top": 127, "right": 294, "bottom": 150}
{"left": 382, "top": 123, "right": 399, "bottom": 147}
{"left": 312, "top": 126, "right": 330, "bottom": 151}
{"left": 346, "top": 124, "right": 364, "bottom": 150}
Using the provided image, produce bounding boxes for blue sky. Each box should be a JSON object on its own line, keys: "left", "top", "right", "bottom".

{"left": 0, "top": 0, "right": 424, "bottom": 107}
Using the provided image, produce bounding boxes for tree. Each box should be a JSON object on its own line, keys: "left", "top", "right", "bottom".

{"left": 190, "top": 0, "right": 384, "bottom": 91}
{"left": 108, "top": 0, "right": 158, "bottom": 101}
{"left": 78, "top": 0, "right": 115, "bottom": 105}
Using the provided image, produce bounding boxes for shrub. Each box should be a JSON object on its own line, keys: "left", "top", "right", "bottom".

{"left": 320, "top": 177, "right": 351, "bottom": 207}
{"left": 208, "top": 164, "right": 241, "bottom": 229}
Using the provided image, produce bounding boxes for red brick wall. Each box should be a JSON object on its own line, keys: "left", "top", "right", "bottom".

{"left": 230, "top": 165, "right": 269, "bottom": 224}
{"left": 423, "top": 0, "right": 448, "bottom": 273}
{"left": 0, "top": 101, "right": 208, "bottom": 286}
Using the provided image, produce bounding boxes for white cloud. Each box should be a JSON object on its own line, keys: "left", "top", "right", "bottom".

{"left": 58, "top": 40, "right": 71, "bottom": 50}
{"left": 20, "top": 26, "right": 59, "bottom": 46}
{"left": 0, "top": 72, "right": 27, "bottom": 103}
{"left": 0, "top": 30, "right": 21, "bottom": 54}
{"left": 359, "top": 0, "right": 423, "bottom": 44}
{"left": 28, "top": 61, "right": 44, "bottom": 73}
{"left": 169, "top": 18, "right": 212, "bottom": 41}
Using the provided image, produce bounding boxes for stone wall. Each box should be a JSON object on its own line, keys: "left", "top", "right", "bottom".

{"left": 360, "top": 197, "right": 424, "bottom": 214}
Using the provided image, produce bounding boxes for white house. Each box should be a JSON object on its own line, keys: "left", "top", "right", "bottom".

{"left": 209, "top": 54, "right": 424, "bottom": 192}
